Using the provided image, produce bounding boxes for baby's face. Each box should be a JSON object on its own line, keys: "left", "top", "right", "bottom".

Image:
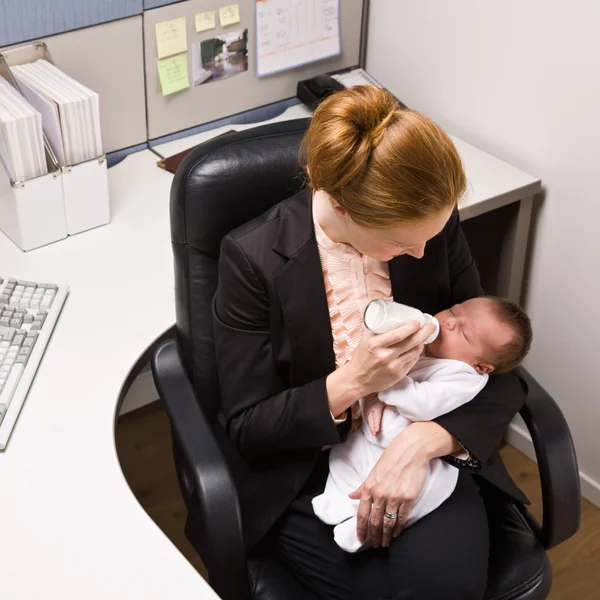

{"left": 426, "top": 298, "right": 514, "bottom": 374}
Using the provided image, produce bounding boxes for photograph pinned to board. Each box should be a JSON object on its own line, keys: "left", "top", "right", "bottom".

{"left": 256, "top": 0, "right": 340, "bottom": 77}
{"left": 191, "top": 29, "right": 248, "bottom": 86}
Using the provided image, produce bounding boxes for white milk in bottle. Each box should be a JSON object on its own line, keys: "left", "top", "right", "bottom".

{"left": 363, "top": 299, "right": 439, "bottom": 344}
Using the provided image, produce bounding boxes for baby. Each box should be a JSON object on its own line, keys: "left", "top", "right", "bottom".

{"left": 312, "top": 296, "right": 532, "bottom": 552}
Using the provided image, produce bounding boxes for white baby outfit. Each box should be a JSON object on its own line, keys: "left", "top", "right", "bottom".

{"left": 312, "top": 355, "right": 488, "bottom": 552}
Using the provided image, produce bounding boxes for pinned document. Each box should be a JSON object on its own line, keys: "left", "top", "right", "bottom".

{"left": 219, "top": 4, "right": 240, "bottom": 27}
{"left": 195, "top": 11, "right": 216, "bottom": 32}
{"left": 157, "top": 54, "right": 190, "bottom": 96}
{"left": 156, "top": 17, "right": 188, "bottom": 59}
{"left": 256, "top": 0, "right": 340, "bottom": 77}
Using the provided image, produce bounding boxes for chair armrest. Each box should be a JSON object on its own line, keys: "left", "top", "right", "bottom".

{"left": 151, "top": 338, "right": 250, "bottom": 600}
{"left": 518, "top": 367, "right": 581, "bottom": 549}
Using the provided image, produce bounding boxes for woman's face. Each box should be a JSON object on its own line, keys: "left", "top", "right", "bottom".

{"left": 339, "top": 205, "right": 454, "bottom": 262}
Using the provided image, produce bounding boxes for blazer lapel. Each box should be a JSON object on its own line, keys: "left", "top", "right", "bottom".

{"left": 273, "top": 188, "right": 336, "bottom": 385}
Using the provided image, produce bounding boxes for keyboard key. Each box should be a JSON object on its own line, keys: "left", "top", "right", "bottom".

{"left": 24, "top": 314, "right": 34, "bottom": 324}
{"left": 0, "top": 363, "right": 23, "bottom": 407}
{"left": 0, "top": 317, "right": 10, "bottom": 327}
{"left": 10, "top": 318, "right": 23, "bottom": 329}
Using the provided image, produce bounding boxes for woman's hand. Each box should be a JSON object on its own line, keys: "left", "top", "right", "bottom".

{"left": 348, "top": 421, "right": 459, "bottom": 548}
{"left": 327, "top": 321, "right": 436, "bottom": 418}
{"left": 350, "top": 321, "right": 436, "bottom": 396}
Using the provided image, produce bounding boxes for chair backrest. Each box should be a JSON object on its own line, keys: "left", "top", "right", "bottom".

{"left": 170, "top": 117, "right": 310, "bottom": 423}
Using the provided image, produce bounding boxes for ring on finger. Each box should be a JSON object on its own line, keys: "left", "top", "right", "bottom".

{"left": 384, "top": 511, "right": 398, "bottom": 520}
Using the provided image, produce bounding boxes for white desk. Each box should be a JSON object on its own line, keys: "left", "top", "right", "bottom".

{"left": 0, "top": 105, "right": 540, "bottom": 599}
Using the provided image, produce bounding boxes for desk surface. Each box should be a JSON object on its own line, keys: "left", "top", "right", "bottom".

{"left": 153, "top": 104, "right": 541, "bottom": 221}
{"left": 0, "top": 105, "right": 541, "bottom": 599}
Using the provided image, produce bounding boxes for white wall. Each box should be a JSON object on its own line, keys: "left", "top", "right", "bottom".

{"left": 366, "top": 0, "right": 600, "bottom": 504}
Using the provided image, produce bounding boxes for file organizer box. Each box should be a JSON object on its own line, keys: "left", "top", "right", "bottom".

{"left": 0, "top": 151, "right": 66, "bottom": 251}
{"left": 1, "top": 43, "right": 110, "bottom": 242}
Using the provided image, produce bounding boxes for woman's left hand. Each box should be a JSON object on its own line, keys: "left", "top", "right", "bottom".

{"left": 348, "top": 421, "right": 457, "bottom": 548}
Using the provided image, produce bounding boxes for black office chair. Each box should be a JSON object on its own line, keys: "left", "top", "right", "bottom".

{"left": 151, "top": 118, "right": 581, "bottom": 600}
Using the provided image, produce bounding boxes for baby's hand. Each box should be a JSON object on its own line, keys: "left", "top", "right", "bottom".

{"left": 363, "top": 394, "right": 386, "bottom": 436}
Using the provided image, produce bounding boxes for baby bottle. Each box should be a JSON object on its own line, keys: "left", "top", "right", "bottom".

{"left": 364, "top": 299, "right": 440, "bottom": 344}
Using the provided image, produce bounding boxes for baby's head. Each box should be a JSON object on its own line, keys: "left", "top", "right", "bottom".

{"left": 426, "top": 297, "right": 532, "bottom": 374}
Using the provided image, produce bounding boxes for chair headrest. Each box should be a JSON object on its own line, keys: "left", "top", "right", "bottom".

{"left": 170, "top": 117, "right": 310, "bottom": 259}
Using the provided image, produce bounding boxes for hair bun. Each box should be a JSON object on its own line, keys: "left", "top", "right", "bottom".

{"left": 341, "top": 86, "right": 398, "bottom": 141}
{"left": 300, "top": 86, "right": 466, "bottom": 229}
{"left": 304, "top": 86, "right": 400, "bottom": 191}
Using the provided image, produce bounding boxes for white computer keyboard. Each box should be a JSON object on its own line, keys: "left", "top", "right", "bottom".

{"left": 0, "top": 277, "right": 68, "bottom": 449}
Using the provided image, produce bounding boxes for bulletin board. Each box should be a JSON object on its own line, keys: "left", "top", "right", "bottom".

{"left": 143, "top": 0, "right": 363, "bottom": 139}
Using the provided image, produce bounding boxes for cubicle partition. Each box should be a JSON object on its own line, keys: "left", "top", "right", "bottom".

{"left": 143, "top": 0, "right": 363, "bottom": 139}
{"left": 0, "top": 0, "right": 365, "bottom": 156}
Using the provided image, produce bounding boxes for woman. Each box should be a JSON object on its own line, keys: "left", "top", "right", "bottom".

{"left": 213, "top": 86, "right": 528, "bottom": 599}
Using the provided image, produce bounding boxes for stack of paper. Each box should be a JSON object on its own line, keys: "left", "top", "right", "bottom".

{"left": 0, "top": 76, "right": 47, "bottom": 182}
{"left": 11, "top": 60, "right": 102, "bottom": 166}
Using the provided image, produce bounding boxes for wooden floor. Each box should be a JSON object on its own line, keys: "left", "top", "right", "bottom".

{"left": 116, "top": 402, "right": 600, "bottom": 599}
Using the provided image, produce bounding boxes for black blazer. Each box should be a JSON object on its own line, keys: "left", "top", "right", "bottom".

{"left": 213, "top": 187, "right": 529, "bottom": 550}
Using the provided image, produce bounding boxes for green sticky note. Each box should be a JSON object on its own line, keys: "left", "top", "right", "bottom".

{"left": 157, "top": 54, "right": 190, "bottom": 96}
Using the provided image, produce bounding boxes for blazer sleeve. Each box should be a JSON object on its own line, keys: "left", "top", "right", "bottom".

{"left": 432, "top": 212, "right": 528, "bottom": 465}
{"left": 213, "top": 234, "right": 344, "bottom": 459}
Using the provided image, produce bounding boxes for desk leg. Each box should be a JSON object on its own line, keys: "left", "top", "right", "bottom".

{"left": 496, "top": 196, "right": 533, "bottom": 304}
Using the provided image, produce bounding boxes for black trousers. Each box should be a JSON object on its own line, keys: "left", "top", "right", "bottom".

{"left": 266, "top": 454, "right": 490, "bottom": 600}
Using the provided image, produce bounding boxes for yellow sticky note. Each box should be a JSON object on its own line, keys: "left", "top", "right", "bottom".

{"left": 219, "top": 4, "right": 240, "bottom": 27}
{"left": 157, "top": 54, "right": 190, "bottom": 96}
{"left": 195, "top": 10, "right": 216, "bottom": 32}
{"left": 155, "top": 17, "right": 187, "bottom": 59}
